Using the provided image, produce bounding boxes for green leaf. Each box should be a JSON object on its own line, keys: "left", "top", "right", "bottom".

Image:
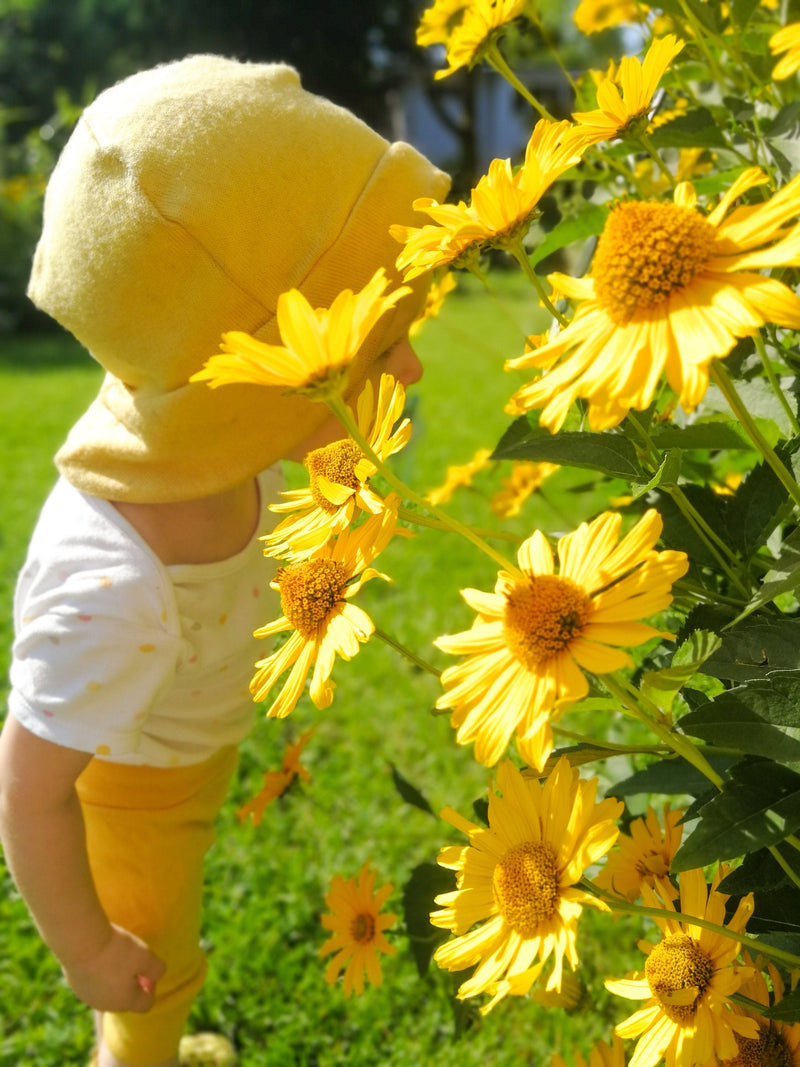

{"left": 610, "top": 754, "right": 735, "bottom": 799}
{"left": 402, "top": 862, "right": 455, "bottom": 977}
{"left": 649, "top": 422, "right": 751, "bottom": 451}
{"left": 718, "top": 849, "right": 790, "bottom": 893}
{"left": 528, "top": 203, "right": 608, "bottom": 268}
{"left": 703, "top": 621, "right": 800, "bottom": 682}
{"left": 678, "top": 672, "right": 800, "bottom": 766}
{"left": 672, "top": 760, "right": 800, "bottom": 871}
{"left": 737, "top": 527, "right": 800, "bottom": 620}
{"left": 650, "top": 108, "right": 728, "bottom": 150}
{"left": 631, "top": 449, "right": 681, "bottom": 500}
{"left": 745, "top": 885, "right": 800, "bottom": 935}
{"left": 652, "top": 485, "right": 729, "bottom": 567}
{"left": 492, "top": 419, "right": 644, "bottom": 480}
{"left": 726, "top": 457, "right": 792, "bottom": 558}
{"left": 389, "top": 763, "right": 435, "bottom": 817}
{"left": 641, "top": 630, "right": 722, "bottom": 714}
{"left": 763, "top": 984, "right": 800, "bottom": 1024}
{"left": 730, "top": 0, "right": 760, "bottom": 29}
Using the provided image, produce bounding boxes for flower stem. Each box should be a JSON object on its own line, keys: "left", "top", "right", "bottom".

{"left": 601, "top": 672, "right": 725, "bottom": 790}
{"left": 398, "top": 506, "right": 522, "bottom": 544}
{"left": 636, "top": 132, "right": 676, "bottom": 188}
{"left": 327, "top": 394, "right": 524, "bottom": 577}
{"left": 666, "top": 485, "right": 752, "bottom": 598}
{"left": 581, "top": 878, "right": 800, "bottom": 970}
{"left": 486, "top": 46, "right": 556, "bottom": 121}
{"left": 373, "top": 627, "right": 441, "bottom": 678}
{"left": 508, "top": 241, "right": 568, "bottom": 326}
{"left": 711, "top": 360, "right": 800, "bottom": 510}
{"left": 754, "top": 331, "right": 800, "bottom": 435}
{"left": 768, "top": 843, "right": 800, "bottom": 893}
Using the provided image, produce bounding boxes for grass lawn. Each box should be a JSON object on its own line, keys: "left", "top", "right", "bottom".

{"left": 0, "top": 276, "right": 647, "bottom": 1066}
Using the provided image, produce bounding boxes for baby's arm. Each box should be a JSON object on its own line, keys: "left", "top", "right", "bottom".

{"left": 0, "top": 715, "right": 165, "bottom": 1012}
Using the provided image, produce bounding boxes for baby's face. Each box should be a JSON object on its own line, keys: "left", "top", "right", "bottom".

{"left": 285, "top": 337, "right": 421, "bottom": 462}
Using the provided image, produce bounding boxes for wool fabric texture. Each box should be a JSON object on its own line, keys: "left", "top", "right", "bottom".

{"left": 28, "top": 54, "right": 449, "bottom": 502}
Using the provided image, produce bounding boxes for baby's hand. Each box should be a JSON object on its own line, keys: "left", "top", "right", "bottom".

{"left": 62, "top": 923, "right": 166, "bottom": 1013}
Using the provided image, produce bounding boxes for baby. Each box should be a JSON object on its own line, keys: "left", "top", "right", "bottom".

{"left": 0, "top": 54, "right": 447, "bottom": 1067}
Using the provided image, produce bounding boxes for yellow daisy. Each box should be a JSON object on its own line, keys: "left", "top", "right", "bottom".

{"left": 506, "top": 168, "right": 800, "bottom": 431}
{"left": 594, "top": 803, "right": 684, "bottom": 902}
{"left": 409, "top": 271, "right": 457, "bottom": 336}
{"left": 725, "top": 953, "right": 800, "bottom": 1067}
{"left": 416, "top": 0, "right": 471, "bottom": 47}
{"left": 606, "top": 867, "right": 758, "bottom": 1067}
{"left": 771, "top": 22, "right": 800, "bottom": 80}
{"left": 237, "top": 726, "right": 315, "bottom": 826}
{"left": 262, "top": 374, "right": 411, "bottom": 561}
{"left": 250, "top": 497, "right": 400, "bottom": 718}
{"left": 570, "top": 35, "right": 685, "bottom": 145}
{"left": 433, "top": 0, "right": 529, "bottom": 80}
{"left": 551, "top": 1034, "right": 627, "bottom": 1067}
{"left": 190, "top": 268, "right": 410, "bottom": 400}
{"left": 319, "top": 863, "right": 397, "bottom": 998}
{"left": 431, "top": 757, "right": 623, "bottom": 1006}
{"left": 426, "top": 448, "right": 493, "bottom": 506}
{"left": 435, "top": 509, "right": 688, "bottom": 769}
{"left": 574, "top": 0, "right": 644, "bottom": 35}
{"left": 490, "top": 460, "right": 559, "bottom": 518}
{"left": 391, "top": 119, "right": 588, "bottom": 280}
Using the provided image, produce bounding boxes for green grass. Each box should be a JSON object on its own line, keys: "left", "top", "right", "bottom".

{"left": 0, "top": 279, "right": 646, "bottom": 1066}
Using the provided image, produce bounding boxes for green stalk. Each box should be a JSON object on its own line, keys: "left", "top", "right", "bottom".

{"left": 507, "top": 240, "right": 568, "bottom": 326}
{"left": 373, "top": 628, "right": 441, "bottom": 678}
{"left": 486, "top": 45, "right": 556, "bottom": 121}
{"left": 327, "top": 394, "right": 524, "bottom": 578}
{"left": 711, "top": 360, "right": 800, "bottom": 510}
{"left": 754, "top": 331, "right": 800, "bottom": 435}
{"left": 768, "top": 843, "right": 800, "bottom": 893}
{"left": 398, "top": 506, "right": 522, "bottom": 544}
{"left": 636, "top": 132, "right": 676, "bottom": 189}
{"left": 581, "top": 878, "right": 800, "bottom": 970}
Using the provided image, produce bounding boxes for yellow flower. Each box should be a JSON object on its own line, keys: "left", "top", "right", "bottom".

{"left": 594, "top": 804, "right": 684, "bottom": 902}
{"left": 426, "top": 448, "right": 493, "bottom": 506}
{"left": 190, "top": 268, "right": 410, "bottom": 401}
{"left": 606, "top": 867, "right": 758, "bottom": 1067}
{"left": 319, "top": 863, "right": 397, "bottom": 997}
{"left": 506, "top": 168, "right": 800, "bottom": 432}
{"left": 409, "top": 271, "right": 457, "bottom": 336}
{"left": 262, "top": 374, "right": 411, "bottom": 561}
{"left": 574, "top": 0, "right": 645, "bottom": 34}
{"left": 431, "top": 757, "right": 622, "bottom": 1008}
{"left": 392, "top": 119, "right": 587, "bottom": 280}
{"left": 416, "top": 0, "right": 471, "bottom": 47}
{"left": 250, "top": 498, "right": 400, "bottom": 718}
{"left": 571, "top": 35, "right": 684, "bottom": 145}
{"left": 725, "top": 954, "right": 800, "bottom": 1067}
{"left": 237, "top": 727, "right": 315, "bottom": 826}
{"left": 435, "top": 509, "right": 688, "bottom": 769}
{"left": 551, "top": 1034, "right": 627, "bottom": 1067}
{"left": 771, "top": 22, "right": 800, "bottom": 80}
{"left": 491, "top": 461, "right": 559, "bottom": 518}
{"left": 433, "top": 0, "right": 529, "bottom": 80}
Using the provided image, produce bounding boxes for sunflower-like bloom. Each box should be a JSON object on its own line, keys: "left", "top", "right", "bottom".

{"left": 319, "top": 863, "right": 397, "bottom": 997}
{"left": 435, "top": 509, "right": 688, "bottom": 769}
{"left": 416, "top": 0, "right": 471, "bottom": 47}
{"left": 606, "top": 867, "right": 758, "bottom": 1067}
{"left": 432, "top": 0, "right": 529, "bottom": 80}
{"left": 431, "top": 758, "right": 623, "bottom": 1009}
{"left": 551, "top": 1034, "right": 627, "bottom": 1067}
{"left": 237, "top": 726, "right": 314, "bottom": 826}
{"left": 391, "top": 119, "right": 586, "bottom": 280}
{"left": 491, "top": 460, "right": 559, "bottom": 518}
{"left": 570, "top": 35, "right": 684, "bottom": 145}
{"left": 190, "top": 268, "right": 409, "bottom": 401}
{"left": 506, "top": 168, "right": 800, "bottom": 431}
{"left": 262, "top": 374, "right": 411, "bottom": 561}
{"left": 426, "top": 448, "right": 493, "bottom": 506}
{"left": 573, "top": 0, "right": 644, "bottom": 35}
{"left": 771, "top": 22, "right": 800, "bottom": 80}
{"left": 725, "top": 953, "right": 800, "bottom": 1067}
{"left": 250, "top": 497, "right": 399, "bottom": 718}
{"left": 594, "top": 803, "right": 684, "bottom": 902}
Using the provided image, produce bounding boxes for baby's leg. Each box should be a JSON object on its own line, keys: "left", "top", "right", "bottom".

{"left": 97, "top": 1038, "right": 178, "bottom": 1067}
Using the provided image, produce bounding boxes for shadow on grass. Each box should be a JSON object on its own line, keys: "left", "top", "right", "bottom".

{"left": 0, "top": 327, "right": 92, "bottom": 370}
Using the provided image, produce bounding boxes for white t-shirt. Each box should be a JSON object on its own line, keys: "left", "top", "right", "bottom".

{"left": 8, "top": 468, "right": 283, "bottom": 767}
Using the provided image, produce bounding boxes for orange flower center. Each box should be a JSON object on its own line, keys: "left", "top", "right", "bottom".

{"left": 592, "top": 201, "right": 717, "bottom": 326}
{"left": 645, "top": 932, "right": 714, "bottom": 1024}
{"left": 728, "top": 1027, "right": 795, "bottom": 1067}
{"left": 503, "top": 574, "right": 591, "bottom": 669}
{"left": 305, "top": 439, "right": 364, "bottom": 513}
{"left": 278, "top": 558, "right": 348, "bottom": 637}
{"left": 492, "top": 841, "right": 560, "bottom": 937}
{"left": 350, "top": 912, "right": 376, "bottom": 945}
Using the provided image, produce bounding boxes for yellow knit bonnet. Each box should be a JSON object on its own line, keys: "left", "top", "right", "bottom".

{"left": 28, "top": 54, "right": 449, "bottom": 502}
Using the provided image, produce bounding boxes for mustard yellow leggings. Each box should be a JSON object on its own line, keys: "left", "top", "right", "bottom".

{"left": 76, "top": 746, "right": 239, "bottom": 1066}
